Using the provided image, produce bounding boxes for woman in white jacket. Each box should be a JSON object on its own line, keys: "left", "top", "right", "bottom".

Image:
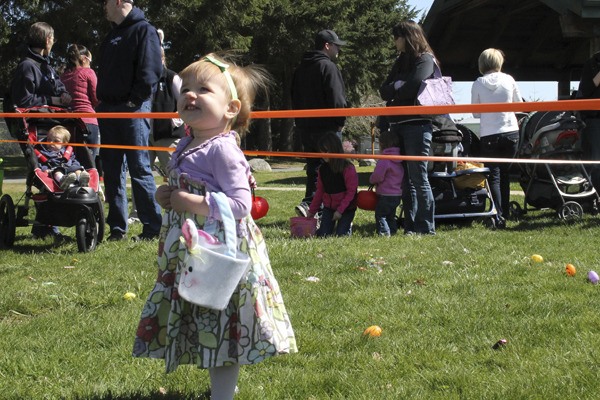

{"left": 471, "top": 48, "right": 522, "bottom": 228}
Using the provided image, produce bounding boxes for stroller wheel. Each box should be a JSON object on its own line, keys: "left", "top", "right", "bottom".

{"left": 482, "top": 216, "right": 496, "bottom": 229}
{"left": 0, "top": 194, "right": 17, "bottom": 249}
{"left": 557, "top": 201, "right": 583, "bottom": 221}
{"left": 94, "top": 197, "right": 105, "bottom": 244}
{"left": 76, "top": 206, "right": 98, "bottom": 252}
{"left": 508, "top": 201, "right": 523, "bottom": 220}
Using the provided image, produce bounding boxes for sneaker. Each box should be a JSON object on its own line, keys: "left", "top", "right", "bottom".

{"left": 79, "top": 170, "right": 90, "bottom": 187}
{"left": 128, "top": 217, "right": 141, "bottom": 225}
{"left": 107, "top": 231, "right": 126, "bottom": 241}
{"left": 131, "top": 232, "right": 159, "bottom": 242}
{"left": 59, "top": 172, "right": 77, "bottom": 190}
{"left": 295, "top": 202, "right": 310, "bottom": 217}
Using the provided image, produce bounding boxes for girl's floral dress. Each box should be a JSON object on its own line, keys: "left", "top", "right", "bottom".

{"left": 133, "top": 142, "right": 297, "bottom": 372}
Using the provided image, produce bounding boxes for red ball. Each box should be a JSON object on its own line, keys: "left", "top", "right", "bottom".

{"left": 357, "top": 190, "right": 378, "bottom": 211}
{"left": 251, "top": 196, "right": 269, "bottom": 219}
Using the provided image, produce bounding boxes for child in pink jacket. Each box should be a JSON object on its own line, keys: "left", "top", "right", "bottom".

{"left": 307, "top": 133, "right": 358, "bottom": 236}
{"left": 369, "top": 130, "right": 404, "bottom": 235}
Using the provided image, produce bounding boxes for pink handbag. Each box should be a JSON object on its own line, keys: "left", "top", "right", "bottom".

{"left": 416, "top": 56, "right": 455, "bottom": 107}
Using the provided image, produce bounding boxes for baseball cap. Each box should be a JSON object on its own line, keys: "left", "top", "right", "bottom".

{"left": 314, "top": 30, "right": 346, "bottom": 49}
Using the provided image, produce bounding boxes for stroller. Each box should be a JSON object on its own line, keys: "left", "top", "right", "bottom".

{"left": 0, "top": 105, "right": 105, "bottom": 252}
{"left": 513, "top": 111, "right": 599, "bottom": 220}
{"left": 427, "top": 121, "right": 498, "bottom": 227}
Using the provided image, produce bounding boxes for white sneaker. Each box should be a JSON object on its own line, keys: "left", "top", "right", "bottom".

{"left": 79, "top": 170, "right": 90, "bottom": 187}
{"left": 59, "top": 172, "right": 77, "bottom": 190}
{"left": 295, "top": 202, "right": 310, "bottom": 217}
{"left": 128, "top": 217, "right": 141, "bottom": 225}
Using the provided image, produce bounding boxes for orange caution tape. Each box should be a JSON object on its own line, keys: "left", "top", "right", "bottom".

{"left": 2, "top": 99, "right": 599, "bottom": 164}
{"left": 1, "top": 138, "right": 597, "bottom": 165}
{"left": 0, "top": 99, "right": 598, "bottom": 120}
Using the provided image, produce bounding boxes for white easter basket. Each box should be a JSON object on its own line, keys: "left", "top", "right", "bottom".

{"left": 178, "top": 192, "right": 251, "bottom": 310}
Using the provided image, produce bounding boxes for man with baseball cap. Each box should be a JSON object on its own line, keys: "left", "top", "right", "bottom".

{"left": 291, "top": 29, "right": 348, "bottom": 217}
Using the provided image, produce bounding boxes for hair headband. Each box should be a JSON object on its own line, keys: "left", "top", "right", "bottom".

{"left": 204, "top": 55, "right": 238, "bottom": 101}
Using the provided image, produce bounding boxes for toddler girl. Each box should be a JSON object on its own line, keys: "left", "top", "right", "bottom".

{"left": 306, "top": 133, "right": 358, "bottom": 236}
{"left": 132, "top": 54, "right": 297, "bottom": 400}
{"left": 369, "top": 129, "right": 404, "bottom": 236}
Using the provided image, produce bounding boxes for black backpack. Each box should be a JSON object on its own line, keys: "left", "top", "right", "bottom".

{"left": 3, "top": 86, "right": 20, "bottom": 138}
{"left": 152, "top": 67, "right": 185, "bottom": 141}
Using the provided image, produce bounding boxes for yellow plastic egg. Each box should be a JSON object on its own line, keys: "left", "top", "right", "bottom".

{"left": 565, "top": 264, "right": 576, "bottom": 277}
{"left": 123, "top": 292, "right": 137, "bottom": 300}
{"left": 363, "top": 325, "right": 382, "bottom": 337}
{"left": 531, "top": 254, "right": 544, "bottom": 263}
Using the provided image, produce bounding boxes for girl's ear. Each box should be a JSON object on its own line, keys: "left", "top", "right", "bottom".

{"left": 225, "top": 99, "right": 241, "bottom": 121}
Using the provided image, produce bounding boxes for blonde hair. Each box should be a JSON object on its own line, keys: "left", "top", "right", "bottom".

{"left": 48, "top": 125, "right": 71, "bottom": 142}
{"left": 478, "top": 48, "right": 504, "bottom": 75}
{"left": 178, "top": 53, "right": 270, "bottom": 136}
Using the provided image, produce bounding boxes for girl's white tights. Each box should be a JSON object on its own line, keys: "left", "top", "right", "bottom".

{"left": 209, "top": 364, "right": 240, "bottom": 400}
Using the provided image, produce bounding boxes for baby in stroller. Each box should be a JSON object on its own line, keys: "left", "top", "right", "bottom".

{"left": 36, "top": 125, "right": 91, "bottom": 190}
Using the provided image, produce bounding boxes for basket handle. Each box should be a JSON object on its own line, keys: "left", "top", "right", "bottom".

{"left": 210, "top": 192, "right": 238, "bottom": 258}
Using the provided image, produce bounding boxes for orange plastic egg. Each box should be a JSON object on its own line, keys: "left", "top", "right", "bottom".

{"left": 363, "top": 325, "right": 382, "bottom": 337}
{"left": 566, "top": 263, "right": 576, "bottom": 276}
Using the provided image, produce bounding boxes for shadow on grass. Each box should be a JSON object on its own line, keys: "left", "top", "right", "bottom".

{"left": 76, "top": 390, "right": 210, "bottom": 400}
{"left": 508, "top": 208, "right": 600, "bottom": 231}
{"left": 3, "top": 233, "right": 75, "bottom": 254}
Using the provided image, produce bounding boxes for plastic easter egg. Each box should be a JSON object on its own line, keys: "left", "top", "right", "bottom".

{"left": 357, "top": 189, "right": 378, "bottom": 211}
{"left": 531, "top": 254, "right": 544, "bottom": 263}
{"left": 363, "top": 325, "right": 382, "bottom": 337}
{"left": 588, "top": 270, "right": 599, "bottom": 284}
{"left": 565, "top": 263, "right": 576, "bottom": 277}
{"left": 251, "top": 196, "right": 269, "bottom": 220}
{"left": 123, "top": 292, "right": 137, "bottom": 300}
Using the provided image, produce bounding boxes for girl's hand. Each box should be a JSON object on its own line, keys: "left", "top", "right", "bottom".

{"left": 306, "top": 212, "right": 315, "bottom": 219}
{"left": 333, "top": 211, "right": 342, "bottom": 221}
{"left": 248, "top": 174, "right": 257, "bottom": 189}
{"left": 155, "top": 184, "right": 175, "bottom": 209}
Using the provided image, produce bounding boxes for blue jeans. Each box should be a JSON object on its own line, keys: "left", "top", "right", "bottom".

{"left": 85, "top": 123, "right": 101, "bottom": 161}
{"left": 479, "top": 131, "right": 519, "bottom": 219}
{"left": 97, "top": 100, "right": 161, "bottom": 236}
{"left": 393, "top": 123, "right": 435, "bottom": 234}
{"left": 317, "top": 207, "right": 355, "bottom": 237}
{"left": 375, "top": 195, "right": 401, "bottom": 236}
{"left": 582, "top": 118, "right": 600, "bottom": 190}
{"left": 297, "top": 127, "right": 335, "bottom": 203}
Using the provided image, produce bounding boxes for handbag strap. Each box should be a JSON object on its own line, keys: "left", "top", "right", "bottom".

{"left": 210, "top": 192, "right": 237, "bottom": 258}
{"left": 426, "top": 53, "right": 443, "bottom": 79}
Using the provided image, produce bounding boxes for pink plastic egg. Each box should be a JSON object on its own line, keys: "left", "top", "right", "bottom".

{"left": 588, "top": 270, "right": 599, "bottom": 284}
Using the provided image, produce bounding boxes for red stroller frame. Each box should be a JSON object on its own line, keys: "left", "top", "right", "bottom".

{"left": 0, "top": 106, "right": 105, "bottom": 252}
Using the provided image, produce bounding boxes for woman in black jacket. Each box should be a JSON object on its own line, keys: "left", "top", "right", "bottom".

{"left": 379, "top": 20, "right": 437, "bottom": 235}
{"left": 10, "top": 22, "right": 72, "bottom": 240}
{"left": 11, "top": 22, "right": 71, "bottom": 109}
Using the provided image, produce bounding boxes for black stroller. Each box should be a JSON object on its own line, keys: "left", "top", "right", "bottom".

{"left": 0, "top": 105, "right": 105, "bottom": 251}
{"left": 426, "top": 122, "right": 499, "bottom": 227}
{"left": 512, "top": 110, "right": 599, "bottom": 220}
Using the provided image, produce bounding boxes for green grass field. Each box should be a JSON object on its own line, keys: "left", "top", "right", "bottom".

{"left": 1, "top": 160, "right": 600, "bottom": 399}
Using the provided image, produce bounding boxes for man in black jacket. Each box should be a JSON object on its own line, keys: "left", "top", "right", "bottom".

{"left": 291, "top": 29, "right": 348, "bottom": 217}
{"left": 96, "top": 0, "right": 162, "bottom": 241}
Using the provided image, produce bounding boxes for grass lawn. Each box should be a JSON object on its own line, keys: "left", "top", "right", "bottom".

{"left": 1, "top": 160, "right": 600, "bottom": 399}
